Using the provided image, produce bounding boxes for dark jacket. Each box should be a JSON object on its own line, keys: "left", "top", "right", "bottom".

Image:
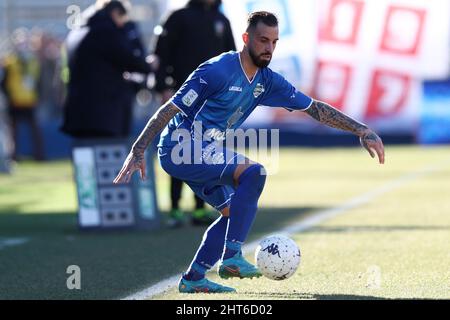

{"left": 61, "top": 9, "right": 151, "bottom": 138}
{"left": 154, "top": 0, "right": 236, "bottom": 92}
{"left": 120, "top": 20, "right": 148, "bottom": 136}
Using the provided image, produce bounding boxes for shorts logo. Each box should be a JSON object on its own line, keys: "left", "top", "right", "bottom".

{"left": 253, "top": 83, "right": 265, "bottom": 98}
{"left": 182, "top": 89, "right": 198, "bottom": 107}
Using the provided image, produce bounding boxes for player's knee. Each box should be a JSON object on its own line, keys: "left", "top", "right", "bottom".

{"left": 239, "top": 163, "right": 267, "bottom": 197}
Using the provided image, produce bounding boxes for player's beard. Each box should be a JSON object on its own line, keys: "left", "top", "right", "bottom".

{"left": 248, "top": 46, "right": 272, "bottom": 68}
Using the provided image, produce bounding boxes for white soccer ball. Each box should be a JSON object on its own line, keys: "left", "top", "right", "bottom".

{"left": 255, "top": 234, "right": 301, "bottom": 280}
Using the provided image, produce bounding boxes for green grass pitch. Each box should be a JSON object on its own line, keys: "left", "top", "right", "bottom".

{"left": 0, "top": 146, "right": 449, "bottom": 299}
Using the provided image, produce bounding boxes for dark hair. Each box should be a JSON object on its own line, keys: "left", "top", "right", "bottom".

{"left": 104, "top": 1, "right": 127, "bottom": 16}
{"left": 246, "top": 11, "right": 278, "bottom": 31}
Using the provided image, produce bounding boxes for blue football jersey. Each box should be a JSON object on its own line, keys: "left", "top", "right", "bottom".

{"left": 158, "top": 51, "right": 312, "bottom": 148}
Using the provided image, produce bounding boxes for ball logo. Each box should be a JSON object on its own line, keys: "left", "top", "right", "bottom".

{"left": 262, "top": 243, "right": 281, "bottom": 258}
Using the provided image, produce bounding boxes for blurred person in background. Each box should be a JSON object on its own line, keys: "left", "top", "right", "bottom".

{"left": 120, "top": 19, "right": 150, "bottom": 136}
{"left": 153, "top": 0, "right": 236, "bottom": 228}
{"left": 59, "top": 0, "right": 112, "bottom": 105}
{"left": 36, "top": 33, "right": 65, "bottom": 120}
{"left": 61, "top": 0, "right": 153, "bottom": 139}
{"left": 0, "top": 68, "right": 14, "bottom": 173}
{"left": 0, "top": 28, "right": 45, "bottom": 161}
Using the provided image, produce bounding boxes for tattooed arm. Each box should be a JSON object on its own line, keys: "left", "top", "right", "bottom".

{"left": 113, "top": 102, "right": 180, "bottom": 183}
{"left": 304, "top": 99, "right": 385, "bottom": 164}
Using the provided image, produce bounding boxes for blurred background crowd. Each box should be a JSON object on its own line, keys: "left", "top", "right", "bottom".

{"left": 1, "top": 0, "right": 449, "bottom": 163}
{"left": 0, "top": 0, "right": 166, "bottom": 164}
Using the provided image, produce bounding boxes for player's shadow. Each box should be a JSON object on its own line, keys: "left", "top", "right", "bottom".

{"left": 241, "top": 291, "right": 388, "bottom": 300}
{"left": 0, "top": 205, "right": 321, "bottom": 235}
{"left": 0, "top": 205, "right": 323, "bottom": 300}
{"left": 249, "top": 206, "right": 324, "bottom": 240}
{"left": 0, "top": 210, "right": 78, "bottom": 235}
{"left": 313, "top": 293, "right": 387, "bottom": 300}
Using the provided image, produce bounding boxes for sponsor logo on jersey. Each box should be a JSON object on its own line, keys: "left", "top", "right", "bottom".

{"left": 227, "top": 107, "right": 243, "bottom": 129}
{"left": 205, "top": 128, "right": 226, "bottom": 141}
{"left": 229, "top": 86, "right": 243, "bottom": 92}
{"left": 202, "top": 142, "right": 225, "bottom": 165}
{"left": 182, "top": 89, "right": 198, "bottom": 107}
{"left": 253, "top": 83, "right": 265, "bottom": 98}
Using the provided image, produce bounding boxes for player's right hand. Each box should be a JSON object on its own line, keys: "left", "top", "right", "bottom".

{"left": 359, "top": 129, "right": 385, "bottom": 165}
{"left": 113, "top": 151, "right": 147, "bottom": 184}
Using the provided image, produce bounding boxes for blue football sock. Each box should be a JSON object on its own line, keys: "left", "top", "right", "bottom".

{"left": 222, "top": 239, "right": 242, "bottom": 260}
{"left": 184, "top": 216, "right": 229, "bottom": 280}
{"left": 223, "top": 164, "right": 266, "bottom": 260}
{"left": 183, "top": 262, "right": 208, "bottom": 281}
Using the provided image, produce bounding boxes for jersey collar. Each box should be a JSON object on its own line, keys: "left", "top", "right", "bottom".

{"left": 238, "top": 52, "right": 259, "bottom": 84}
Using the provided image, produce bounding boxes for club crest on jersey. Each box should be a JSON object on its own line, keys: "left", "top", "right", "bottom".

{"left": 182, "top": 89, "right": 198, "bottom": 107}
{"left": 253, "top": 83, "right": 265, "bottom": 98}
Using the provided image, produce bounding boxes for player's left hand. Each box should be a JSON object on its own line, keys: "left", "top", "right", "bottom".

{"left": 113, "top": 151, "right": 146, "bottom": 184}
{"left": 359, "top": 129, "right": 385, "bottom": 164}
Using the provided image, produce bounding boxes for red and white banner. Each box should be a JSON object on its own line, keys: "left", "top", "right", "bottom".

{"left": 168, "top": 0, "right": 450, "bottom": 133}
{"left": 311, "top": 0, "right": 448, "bottom": 132}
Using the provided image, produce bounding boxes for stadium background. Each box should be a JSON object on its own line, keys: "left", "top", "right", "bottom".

{"left": 0, "top": 0, "right": 449, "bottom": 300}
{"left": 1, "top": 0, "right": 449, "bottom": 159}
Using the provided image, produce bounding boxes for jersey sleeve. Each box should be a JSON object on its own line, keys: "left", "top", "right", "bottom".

{"left": 170, "top": 62, "right": 220, "bottom": 118}
{"left": 260, "top": 70, "right": 313, "bottom": 111}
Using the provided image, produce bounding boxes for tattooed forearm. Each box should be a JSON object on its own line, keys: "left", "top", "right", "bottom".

{"left": 305, "top": 100, "right": 368, "bottom": 136}
{"left": 131, "top": 103, "right": 179, "bottom": 159}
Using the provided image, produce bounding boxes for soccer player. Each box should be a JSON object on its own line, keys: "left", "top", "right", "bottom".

{"left": 114, "top": 11, "right": 385, "bottom": 293}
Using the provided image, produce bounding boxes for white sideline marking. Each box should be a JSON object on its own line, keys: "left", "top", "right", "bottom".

{"left": 122, "top": 161, "right": 450, "bottom": 300}
{"left": 0, "top": 237, "right": 29, "bottom": 250}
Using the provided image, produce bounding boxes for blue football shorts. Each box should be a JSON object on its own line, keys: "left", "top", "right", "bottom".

{"left": 158, "top": 140, "right": 247, "bottom": 211}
